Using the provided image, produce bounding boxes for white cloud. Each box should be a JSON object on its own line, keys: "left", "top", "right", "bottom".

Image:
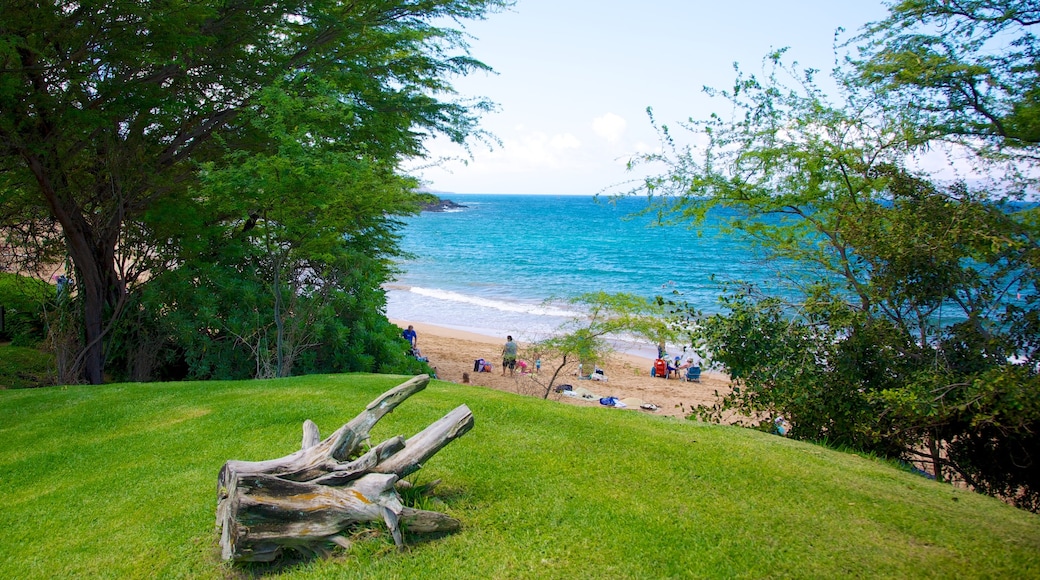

{"left": 550, "top": 133, "right": 581, "bottom": 150}
{"left": 411, "top": 123, "right": 641, "bottom": 193}
{"left": 592, "top": 113, "right": 627, "bottom": 143}
{"left": 420, "top": 128, "right": 584, "bottom": 176}
{"left": 474, "top": 129, "right": 582, "bottom": 168}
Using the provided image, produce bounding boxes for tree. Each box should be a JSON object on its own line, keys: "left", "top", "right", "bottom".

{"left": 0, "top": 0, "right": 507, "bottom": 383}
{"left": 134, "top": 84, "right": 424, "bottom": 380}
{"left": 853, "top": 0, "right": 1040, "bottom": 182}
{"left": 626, "top": 38, "right": 1040, "bottom": 510}
{"left": 525, "top": 292, "right": 675, "bottom": 398}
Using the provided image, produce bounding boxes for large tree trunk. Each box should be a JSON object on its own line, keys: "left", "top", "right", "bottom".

{"left": 26, "top": 152, "right": 125, "bottom": 385}
{"left": 63, "top": 215, "right": 126, "bottom": 385}
{"left": 74, "top": 254, "right": 107, "bottom": 386}
{"left": 216, "top": 375, "right": 473, "bottom": 563}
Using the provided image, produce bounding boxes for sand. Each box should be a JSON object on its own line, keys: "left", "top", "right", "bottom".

{"left": 393, "top": 320, "right": 732, "bottom": 419}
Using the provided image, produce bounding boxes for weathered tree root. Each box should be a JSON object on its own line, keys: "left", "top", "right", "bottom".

{"left": 216, "top": 375, "right": 472, "bottom": 562}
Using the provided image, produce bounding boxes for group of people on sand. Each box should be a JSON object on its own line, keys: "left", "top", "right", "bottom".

{"left": 654, "top": 341, "right": 701, "bottom": 378}
{"left": 497, "top": 335, "right": 539, "bottom": 376}
{"left": 402, "top": 326, "right": 534, "bottom": 379}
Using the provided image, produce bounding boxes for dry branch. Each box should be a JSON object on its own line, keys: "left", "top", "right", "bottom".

{"left": 215, "top": 374, "right": 473, "bottom": 562}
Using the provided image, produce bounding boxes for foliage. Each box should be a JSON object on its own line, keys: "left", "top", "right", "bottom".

{"left": 0, "top": 344, "right": 54, "bottom": 388}
{"left": 853, "top": 0, "right": 1040, "bottom": 167}
{"left": 0, "top": 272, "right": 50, "bottom": 346}
{"left": 102, "top": 84, "right": 433, "bottom": 381}
{"left": 2, "top": 375, "right": 1040, "bottom": 577}
{"left": 625, "top": 2, "right": 1040, "bottom": 510}
{"left": 0, "top": 0, "right": 509, "bottom": 383}
{"left": 525, "top": 291, "right": 674, "bottom": 398}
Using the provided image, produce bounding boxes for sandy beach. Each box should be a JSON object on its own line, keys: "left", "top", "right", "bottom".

{"left": 393, "top": 320, "right": 731, "bottom": 419}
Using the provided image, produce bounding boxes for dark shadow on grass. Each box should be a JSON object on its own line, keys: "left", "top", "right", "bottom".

{"left": 219, "top": 482, "right": 471, "bottom": 577}
{"left": 224, "top": 551, "right": 322, "bottom": 579}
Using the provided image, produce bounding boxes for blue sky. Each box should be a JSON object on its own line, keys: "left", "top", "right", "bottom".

{"left": 412, "top": 0, "right": 892, "bottom": 195}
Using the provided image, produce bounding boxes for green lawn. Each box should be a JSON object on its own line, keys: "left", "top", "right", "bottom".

{"left": 1, "top": 374, "right": 1038, "bottom": 579}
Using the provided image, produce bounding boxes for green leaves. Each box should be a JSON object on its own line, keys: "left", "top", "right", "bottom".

{"left": 1, "top": 0, "right": 511, "bottom": 382}
{"left": 528, "top": 292, "right": 674, "bottom": 398}
{"left": 629, "top": 0, "right": 1040, "bottom": 510}
{"left": 853, "top": 0, "right": 1040, "bottom": 171}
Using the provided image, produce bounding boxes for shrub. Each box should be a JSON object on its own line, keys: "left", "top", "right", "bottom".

{"left": 0, "top": 273, "right": 51, "bottom": 346}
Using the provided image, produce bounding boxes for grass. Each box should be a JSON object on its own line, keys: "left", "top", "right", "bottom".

{"left": 0, "top": 344, "right": 54, "bottom": 389}
{"left": 1, "top": 374, "right": 1038, "bottom": 579}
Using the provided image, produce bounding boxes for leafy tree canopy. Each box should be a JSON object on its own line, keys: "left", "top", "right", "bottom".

{"left": 853, "top": 0, "right": 1040, "bottom": 181}
{"left": 625, "top": 0, "right": 1040, "bottom": 511}
{"left": 0, "top": 0, "right": 509, "bottom": 383}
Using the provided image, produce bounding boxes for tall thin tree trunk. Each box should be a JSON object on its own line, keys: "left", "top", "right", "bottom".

{"left": 543, "top": 354, "right": 570, "bottom": 399}
{"left": 263, "top": 214, "right": 286, "bottom": 378}
{"left": 927, "top": 433, "right": 944, "bottom": 483}
{"left": 274, "top": 264, "right": 285, "bottom": 377}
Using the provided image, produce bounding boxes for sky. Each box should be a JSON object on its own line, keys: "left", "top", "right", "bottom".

{"left": 410, "top": 0, "right": 893, "bottom": 195}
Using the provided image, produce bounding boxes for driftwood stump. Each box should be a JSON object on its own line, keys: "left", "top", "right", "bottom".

{"left": 216, "top": 374, "right": 473, "bottom": 562}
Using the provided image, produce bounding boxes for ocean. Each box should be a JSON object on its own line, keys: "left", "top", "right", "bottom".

{"left": 385, "top": 194, "right": 778, "bottom": 358}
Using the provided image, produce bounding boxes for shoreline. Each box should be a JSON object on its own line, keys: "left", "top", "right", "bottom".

{"left": 390, "top": 318, "right": 731, "bottom": 419}
{"left": 386, "top": 285, "right": 705, "bottom": 365}
{"left": 390, "top": 318, "right": 725, "bottom": 379}
{"left": 390, "top": 318, "right": 659, "bottom": 368}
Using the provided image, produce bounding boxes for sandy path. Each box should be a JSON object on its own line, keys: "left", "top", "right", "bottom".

{"left": 394, "top": 320, "right": 731, "bottom": 419}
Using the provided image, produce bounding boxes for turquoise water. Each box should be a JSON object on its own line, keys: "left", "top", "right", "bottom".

{"left": 386, "top": 194, "right": 777, "bottom": 351}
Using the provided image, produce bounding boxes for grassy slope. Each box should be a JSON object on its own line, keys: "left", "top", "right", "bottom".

{"left": 1, "top": 374, "right": 1038, "bottom": 579}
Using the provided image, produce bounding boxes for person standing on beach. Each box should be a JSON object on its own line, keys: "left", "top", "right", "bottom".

{"left": 402, "top": 325, "right": 417, "bottom": 347}
{"left": 502, "top": 335, "right": 518, "bottom": 376}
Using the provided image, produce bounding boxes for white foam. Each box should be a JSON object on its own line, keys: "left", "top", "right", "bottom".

{"left": 387, "top": 285, "right": 696, "bottom": 363}
{"left": 407, "top": 286, "right": 583, "bottom": 318}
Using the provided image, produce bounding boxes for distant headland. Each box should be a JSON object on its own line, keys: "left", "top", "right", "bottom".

{"left": 419, "top": 196, "right": 468, "bottom": 212}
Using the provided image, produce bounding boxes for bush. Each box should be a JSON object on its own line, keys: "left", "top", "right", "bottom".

{"left": 0, "top": 273, "right": 51, "bottom": 346}
{"left": 0, "top": 344, "right": 55, "bottom": 388}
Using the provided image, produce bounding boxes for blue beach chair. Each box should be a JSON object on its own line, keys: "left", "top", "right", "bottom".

{"left": 684, "top": 366, "right": 701, "bottom": 382}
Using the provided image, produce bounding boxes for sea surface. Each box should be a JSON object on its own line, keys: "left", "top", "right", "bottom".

{"left": 385, "top": 194, "right": 779, "bottom": 358}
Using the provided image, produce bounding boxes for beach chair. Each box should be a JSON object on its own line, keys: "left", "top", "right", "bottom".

{"left": 684, "top": 366, "right": 701, "bottom": 382}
